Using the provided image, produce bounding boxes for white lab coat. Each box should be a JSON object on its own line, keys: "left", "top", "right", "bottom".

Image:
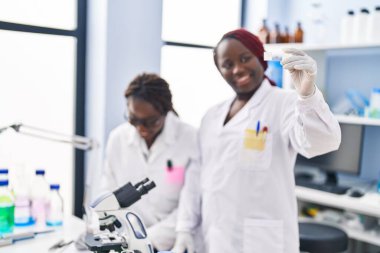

{"left": 176, "top": 79, "right": 341, "bottom": 253}
{"left": 100, "top": 111, "right": 198, "bottom": 251}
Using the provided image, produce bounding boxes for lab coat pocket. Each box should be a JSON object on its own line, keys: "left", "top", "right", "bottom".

{"left": 239, "top": 133, "right": 272, "bottom": 171}
{"left": 243, "top": 218, "right": 284, "bottom": 253}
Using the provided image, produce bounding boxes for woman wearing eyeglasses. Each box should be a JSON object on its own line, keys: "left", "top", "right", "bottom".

{"left": 99, "top": 73, "right": 198, "bottom": 251}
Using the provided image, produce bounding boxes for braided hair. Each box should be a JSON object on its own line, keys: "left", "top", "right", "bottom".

{"left": 124, "top": 73, "right": 177, "bottom": 115}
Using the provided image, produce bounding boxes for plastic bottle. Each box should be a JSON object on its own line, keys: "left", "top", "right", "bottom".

{"left": 369, "top": 88, "right": 380, "bottom": 118}
{"left": 13, "top": 178, "right": 32, "bottom": 226}
{"left": 377, "top": 170, "right": 380, "bottom": 193}
{"left": 0, "top": 168, "right": 9, "bottom": 182}
{"left": 310, "top": 2, "right": 326, "bottom": 43}
{"left": 258, "top": 19, "right": 270, "bottom": 44}
{"left": 270, "top": 23, "right": 282, "bottom": 44}
{"left": 266, "top": 61, "right": 283, "bottom": 88}
{"left": 46, "top": 184, "right": 63, "bottom": 226}
{"left": 340, "top": 10, "right": 355, "bottom": 44}
{"left": 294, "top": 22, "right": 304, "bottom": 43}
{"left": 0, "top": 180, "right": 15, "bottom": 234}
{"left": 368, "top": 6, "right": 380, "bottom": 43}
{"left": 31, "top": 169, "right": 49, "bottom": 227}
{"left": 353, "top": 8, "right": 370, "bottom": 43}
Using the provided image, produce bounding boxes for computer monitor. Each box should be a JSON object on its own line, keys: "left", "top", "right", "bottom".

{"left": 296, "top": 123, "right": 364, "bottom": 185}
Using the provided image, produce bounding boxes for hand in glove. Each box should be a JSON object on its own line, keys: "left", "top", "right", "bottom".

{"left": 171, "top": 232, "right": 195, "bottom": 253}
{"left": 281, "top": 48, "right": 317, "bottom": 97}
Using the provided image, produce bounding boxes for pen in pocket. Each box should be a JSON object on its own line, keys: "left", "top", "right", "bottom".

{"left": 256, "top": 121, "right": 260, "bottom": 136}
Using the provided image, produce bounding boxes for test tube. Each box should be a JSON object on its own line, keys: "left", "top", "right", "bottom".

{"left": 264, "top": 51, "right": 283, "bottom": 61}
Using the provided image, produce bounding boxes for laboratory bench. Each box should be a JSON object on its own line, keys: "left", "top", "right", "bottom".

{"left": 0, "top": 216, "right": 89, "bottom": 253}
{"left": 2, "top": 189, "right": 380, "bottom": 252}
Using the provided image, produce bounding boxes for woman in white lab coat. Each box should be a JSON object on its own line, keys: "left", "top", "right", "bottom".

{"left": 100, "top": 73, "right": 198, "bottom": 251}
{"left": 172, "top": 29, "right": 341, "bottom": 253}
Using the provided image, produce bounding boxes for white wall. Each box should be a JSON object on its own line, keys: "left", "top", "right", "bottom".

{"left": 85, "top": 0, "right": 162, "bottom": 200}
{"left": 85, "top": 0, "right": 108, "bottom": 202}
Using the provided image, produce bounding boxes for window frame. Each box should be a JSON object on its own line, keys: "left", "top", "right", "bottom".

{"left": 0, "top": 0, "right": 87, "bottom": 217}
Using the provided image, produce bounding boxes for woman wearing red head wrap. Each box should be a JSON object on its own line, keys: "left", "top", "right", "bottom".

{"left": 172, "top": 29, "right": 341, "bottom": 253}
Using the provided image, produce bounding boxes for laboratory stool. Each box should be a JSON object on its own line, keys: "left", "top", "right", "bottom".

{"left": 299, "top": 222, "right": 348, "bottom": 253}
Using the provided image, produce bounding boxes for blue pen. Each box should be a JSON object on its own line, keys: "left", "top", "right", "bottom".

{"left": 256, "top": 120, "right": 260, "bottom": 136}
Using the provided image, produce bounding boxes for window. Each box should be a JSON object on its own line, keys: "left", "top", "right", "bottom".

{"left": 0, "top": 0, "right": 77, "bottom": 30}
{"left": 0, "top": 1, "right": 86, "bottom": 217}
{"left": 161, "top": 45, "right": 233, "bottom": 127}
{"left": 162, "top": 0, "right": 241, "bottom": 47}
{"left": 161, "top": 0, "right": 242, "bottom": 127}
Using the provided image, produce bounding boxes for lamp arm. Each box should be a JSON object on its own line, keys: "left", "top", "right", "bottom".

{"left": 0, "top": 123, "right": 97, "bottom": 151}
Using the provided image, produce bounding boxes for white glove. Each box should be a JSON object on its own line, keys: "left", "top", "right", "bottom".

{"left": 147, "top": 225, "right": 176, "bottom": 251}
{"left": 281, "top": 48, "right": 317, "bottom": 97}
{"left": 171, "top": 232, "right": 195, "bottom": 253}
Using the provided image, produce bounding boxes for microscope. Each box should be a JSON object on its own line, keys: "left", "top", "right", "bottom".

{"left": 85, "top": 178, "right": 156, "bottom": 253}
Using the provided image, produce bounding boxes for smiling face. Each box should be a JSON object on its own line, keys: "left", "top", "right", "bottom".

{"left": 215, "top": 38, "right": 265, "bottom": 96}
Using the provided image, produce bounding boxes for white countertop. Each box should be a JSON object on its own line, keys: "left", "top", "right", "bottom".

{"left": 0, "top": 216, "right": 89, "bottom": 253}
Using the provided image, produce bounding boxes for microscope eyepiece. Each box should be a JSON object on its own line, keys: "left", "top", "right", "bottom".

{"left": 114, "top": 179, "right": 156, "bottom": 208}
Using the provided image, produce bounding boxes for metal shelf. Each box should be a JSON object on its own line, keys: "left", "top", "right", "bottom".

{"left": 335, "top": 115, "right": 380, "bottom": 126}
{"left": 264, "top": 42, "right": 380, "bottom": 52}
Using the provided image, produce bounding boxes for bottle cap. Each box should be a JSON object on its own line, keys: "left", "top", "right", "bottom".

{"left": 264, "top": 51, "right": 283, "bottom": 61}
{"left": 36, "top": 169, "right": 45, "bottom": 175}
{"left": 372, "top": 88, "right": 380, "bottom": 93}
{"left": 360, "top": 8, "right": 369, "bottom": 14}
{"left": 376, "top": 6, "right": 380, "bottom": 11}
{"left": 0, "top": 168, "right": 9, "bottom": 174}
{"left": 348, "top": 10, "right": 354, "bottom": 15}
{"left": 50, "top": 184, "right": 60, "bottom": 190}
{"left": 0, "top": 180, "right": 9, "bottom": 186}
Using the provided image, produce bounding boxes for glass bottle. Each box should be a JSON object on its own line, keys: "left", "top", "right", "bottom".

{"left": 294, "top": 21, "right": 304, "bottom": 43}
{"left": 270, "top": 23, "right": 282, "bottom": 44}
{"left": 258, "top": 19, "right": 270, "bottom": 44}
{"left": 0, "top": 180, "right": 15, "bottom": 234}
{"left": 282, "top": 26, "right": 291, "bottom": 43}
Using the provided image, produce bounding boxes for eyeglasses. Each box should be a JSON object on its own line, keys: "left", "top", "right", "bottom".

{"left": 124, "top": 112, "right": 163, "bottom": 129}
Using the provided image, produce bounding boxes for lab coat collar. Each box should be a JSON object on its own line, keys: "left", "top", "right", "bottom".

{"left": 145, "top": 111, "right": 178, "bottom": 163}
{"left": 247, "top": 78, "right": 272, "bottom": 108}
{"left": 160, "top": 111, "right": 179, "bottom": 146}
{"left": 217, "top": 78, "right": 273, "bottom": 129}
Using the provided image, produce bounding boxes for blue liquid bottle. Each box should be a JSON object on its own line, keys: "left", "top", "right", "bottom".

{"left": 266, "top": 61, "right": 283, "bottom": 88}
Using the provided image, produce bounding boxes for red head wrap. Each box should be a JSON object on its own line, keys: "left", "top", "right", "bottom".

{"left": 216, "top": 28, "right": 276, "bottom": 86}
